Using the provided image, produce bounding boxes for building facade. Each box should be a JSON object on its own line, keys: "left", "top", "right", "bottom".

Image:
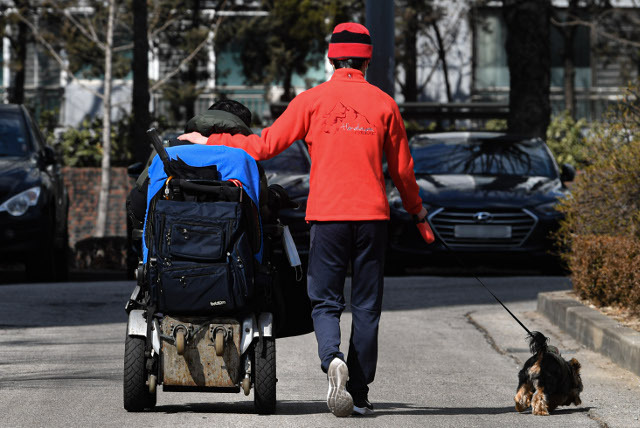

{"left": 0, "top": 1, "right": 637, "bottom": 128}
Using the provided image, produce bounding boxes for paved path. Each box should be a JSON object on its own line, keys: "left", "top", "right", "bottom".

{"left": 0, "top": 276, "right": 638, "bottom": 427}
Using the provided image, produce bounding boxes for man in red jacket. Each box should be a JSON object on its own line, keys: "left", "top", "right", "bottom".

{"left": 179, "top": 22, "right": 429, "bottom": 417}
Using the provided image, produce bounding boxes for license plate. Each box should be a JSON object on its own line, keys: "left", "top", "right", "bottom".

{"left": 454, "top": 225, "right": 512, "bottom": 239}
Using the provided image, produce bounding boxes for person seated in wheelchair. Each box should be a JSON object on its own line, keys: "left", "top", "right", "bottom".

{"left": 127, "top": 100, "right": 297, "bottom": 257}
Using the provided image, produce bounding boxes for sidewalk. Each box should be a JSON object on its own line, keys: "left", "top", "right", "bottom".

{"left": 538, "top": 290, "right": 640, "bottom": 377}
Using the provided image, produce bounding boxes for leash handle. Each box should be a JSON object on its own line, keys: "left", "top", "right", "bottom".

{"left": 413, "top": 215, "right": 435, "bottom": 244}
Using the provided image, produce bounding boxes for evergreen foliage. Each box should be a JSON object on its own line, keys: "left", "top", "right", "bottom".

{"left": 56, "top": 116, "right": 133, "bottom": 167}
{"left": 546, "top": 110, "right": 588, "bottom": 169}
{"left": 215, "top": 0, "right": 363, "bottom": 101}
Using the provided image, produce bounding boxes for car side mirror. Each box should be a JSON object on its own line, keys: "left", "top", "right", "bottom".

{"left": 42, "top": 146, "right": 57, "bottom": 166}
{"left": 127, "top": 162, "right": 145, "bottom": 179}
{"left": 560, "top": 163, "right": 576, "bottom": 183}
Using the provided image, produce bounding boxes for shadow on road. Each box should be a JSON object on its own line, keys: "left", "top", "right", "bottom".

{"left": 152, "top": 400, "right": 556, "bottom": 417}
{"left": 0, "top": 254, "right": 572, "bottom": 329}
{"left": 375, "top": 403, "right": 515, "bottom": 416}
{"left": 153, "top": 400, "right": 328, "bottom": 415}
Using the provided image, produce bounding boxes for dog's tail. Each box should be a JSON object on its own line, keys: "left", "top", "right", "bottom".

{"left": 527, "top": 331, "right": 548, "bottom": 355}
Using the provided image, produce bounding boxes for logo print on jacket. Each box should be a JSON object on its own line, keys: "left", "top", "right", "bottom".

{"left": 321, "top": 102, "right": 376, "bottom": 135}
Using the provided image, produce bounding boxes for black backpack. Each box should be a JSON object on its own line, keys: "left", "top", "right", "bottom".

{"left": 145, "top": 160, "right": 261, "bottom": 316}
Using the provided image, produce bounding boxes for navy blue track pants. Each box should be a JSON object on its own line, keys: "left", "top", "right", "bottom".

{"left": 307, "top": 221, "right": 387, "bottom": 395}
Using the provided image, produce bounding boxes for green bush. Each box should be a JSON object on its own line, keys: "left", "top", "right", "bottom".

{"left": 38, "top": 108, "right": 60, "bottom": 146}
{"left": 56, "top": 115, "right": 133, "bottom": 167}
{"left": 556, "top": 80, "right": 640, "bottom": 313}
{"left": 546, "top": 110, "right": 588, "bottom": 169}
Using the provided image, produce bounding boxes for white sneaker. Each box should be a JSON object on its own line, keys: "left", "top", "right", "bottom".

{"left": 326, "top": 358, "right": 353, "bottom": 417}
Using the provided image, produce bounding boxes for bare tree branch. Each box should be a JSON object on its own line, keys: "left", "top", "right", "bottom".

{"left": 114, "top": 43, "right": 133, "bottom": 52}
{"left": 81, "top": 8, "right": 102, "bottom": 47}
{"left": 551, "top": 16, "right": 640, "bottom": 48}
{"left": 441, "top": 3, "right": 467, "bottom": 51}
{"left": 150, "top": 2, "right": 228, "bottom": 92}
{"left": 418, "top": 62, "right": 440, "bottom": 93}
{"left": 12, "top": 8, "right": 104, "bottom": 99}
{"left": 149, "top": 32, "right": 209, "bottom": 92}
{"left": 150, "top": 14, "right": 181, "bottom": 41}
{"left": 52, "top": 4, "right": 107, "bottom": 50}
{"left": 148, "top": 4, "right": 185, "bottom": 43}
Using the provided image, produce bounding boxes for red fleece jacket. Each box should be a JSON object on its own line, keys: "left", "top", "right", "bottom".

{"left": 205, "top": 68, "right": 423, "bottom": 221}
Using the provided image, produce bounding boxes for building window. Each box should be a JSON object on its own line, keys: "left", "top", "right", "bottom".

{"left": 550, "top": 11, "right": 591, "bottom": 89}
{"left": 473, "top": 8, "right": 592, "bottom": 90}
{"left": 473, "top": 9, "right": 509, "bottom": 90}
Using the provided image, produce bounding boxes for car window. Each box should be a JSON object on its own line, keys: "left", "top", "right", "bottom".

{"left": 24, "top": 108, "right": 46, "bottom": 151}
{"left": 260, "top": 141, "right": 310, "bottom": 174}
{"left": 0, "top": 113, "right": 31, "bottom": 157}
{"left": 410, "top": 137, "right": 557, "bottom": 178}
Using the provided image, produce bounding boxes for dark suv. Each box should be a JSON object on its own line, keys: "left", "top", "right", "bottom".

{"left": 0, "top": 104, "right": 69, "bottom": 281}
{"left": 387, "top": 132, "right": 575, "bottom": 272}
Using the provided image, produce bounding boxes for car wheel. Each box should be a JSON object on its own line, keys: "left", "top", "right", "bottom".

{"left": 384, "top": 257, "right": 406, "bottom": 276}
{"left": 51, "top": 216, "right": 70, "bottom": 281}
{"left": 53, "top": 231, "right": 70, "bottom": 282}
{"left": 26, "top": 221, "right": 68, "bottom": 282}
{"left": 25, "top": 237, "right": 56, "bottom": 282}
{"left": 538, "top": 256, "right": 568, "bottom": 276}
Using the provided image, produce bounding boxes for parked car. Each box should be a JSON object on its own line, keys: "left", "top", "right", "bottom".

{"left": 386, "top": 132, "right": 575, "bottom": 273}
{"left": 0, "top": 104, "right": 69, "bottom": 281}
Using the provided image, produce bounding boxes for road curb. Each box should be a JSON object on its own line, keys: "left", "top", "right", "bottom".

{"left": 538, "top": 290, "right": 640, "bottom": 377}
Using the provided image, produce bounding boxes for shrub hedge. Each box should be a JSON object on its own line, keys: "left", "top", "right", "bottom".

{"left": 568, "top": 235, "right": 640, "bottom": 309}
{"left": 556, "top": 80, "right": 640, "bottom": 313}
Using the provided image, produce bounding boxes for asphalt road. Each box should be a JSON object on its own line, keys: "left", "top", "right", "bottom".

{"left": 0, "top": 274, "right": 638, "bottom": 428}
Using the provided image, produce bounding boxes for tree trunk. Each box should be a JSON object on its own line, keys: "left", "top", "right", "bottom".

{"left": 401, "top": 7, "right": 418, "bottom": 102}
{"left": 562, "top": 0, "right": 578, "bottom": 118}
{"left": 432, "top": 21, "right": 452, "bottom": 102}
{"left": 365, "top": 0, "right": 395, "bottom": 97}
{"left": 132, "top": 0, "right": 151, "bottom": 163}
{"left": 504, "top": 0, "right": 551, "bottom": 139}
{"left": 9, "top": 10, "right": 28, "bottom": 104}
{"left": 281, "top": 66, "right": 293, "bottom": 102}
{"left": 95, "top": 0, "right": 115, "bottom": 238}
{"left": 186, "top": 0, "right": 201, "bottom": 120}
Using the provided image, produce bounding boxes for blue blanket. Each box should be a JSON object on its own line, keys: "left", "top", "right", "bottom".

{"left": 143, "top": 144, "right": 263, "bottom": 262}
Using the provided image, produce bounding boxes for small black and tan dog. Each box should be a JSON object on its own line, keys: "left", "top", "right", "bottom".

{"left": 514, "top": 331, "right": 583, "bottom": 415}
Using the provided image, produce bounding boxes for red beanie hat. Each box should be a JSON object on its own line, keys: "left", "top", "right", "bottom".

{"left": 328, "top": 22, "right": 372, "bottom": 60}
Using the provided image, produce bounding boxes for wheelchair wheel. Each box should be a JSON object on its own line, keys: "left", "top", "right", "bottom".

{"left": 253, "top": 337, "right": 276, "bottom": 414}
{"left": 215, "top": 329, "right": 225, "bottom": 356}
{"left": 123, "top": 335, "right": 157, "bottom": 411}
{"left": 175, "top": 329, "right": 186, "bottom": 355}
{"left": 242, "top": 376, "right": 251, "bottom": 396}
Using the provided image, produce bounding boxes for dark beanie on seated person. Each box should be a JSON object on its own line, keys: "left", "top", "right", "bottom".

{"left": 184, "top": 109, "right": 253, "bottom": 137}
